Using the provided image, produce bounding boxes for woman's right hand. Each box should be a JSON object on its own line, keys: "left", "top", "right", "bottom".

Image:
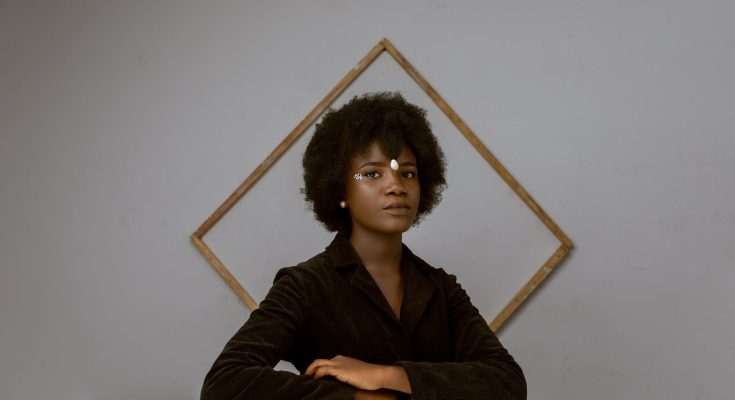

{"left": 355, "top": 389, "right": 397, "bottom": 400}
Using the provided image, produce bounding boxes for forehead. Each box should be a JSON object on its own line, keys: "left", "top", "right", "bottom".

{"left": 353, "top": 142, "right": 416, "bottom": 163}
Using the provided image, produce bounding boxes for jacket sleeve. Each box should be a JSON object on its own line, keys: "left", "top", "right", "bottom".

{"left": 396, "top": 270, "right": 527, "bottom": 400}
{"left": 201, "top": 269, "right": 356, "bottom": 400}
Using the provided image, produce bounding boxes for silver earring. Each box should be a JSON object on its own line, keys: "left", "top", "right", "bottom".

{"left": 339, "top": 200, "right": 347, "bottom": 208}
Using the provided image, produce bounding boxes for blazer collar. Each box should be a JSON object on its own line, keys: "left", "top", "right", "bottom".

{"left": 325, "top": 234, "right": 436, "bottom": 334}
{"left": 324, "top": 234, "right": 364, "bottom": 269}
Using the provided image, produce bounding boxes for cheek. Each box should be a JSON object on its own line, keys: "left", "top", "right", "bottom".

{"left": 356, "top": 184, "right": 379, "bottom": 203}
{"left": 345, "top": 182, "right": 373, "bottom": 204}
{"left": 410, "top": 181, "right": 421, "bottom": 196}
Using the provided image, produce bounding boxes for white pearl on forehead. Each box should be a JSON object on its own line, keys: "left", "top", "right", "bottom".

{"left": 390, "top": 159, "right": 399, "bottom": 170}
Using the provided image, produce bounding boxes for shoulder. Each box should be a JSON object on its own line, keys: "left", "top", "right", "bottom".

{"left": 271, "top": 250, "right": 339, "bottom": 292}
{"left": 273, "top": 234, "right": 361, "bottom": 280}
{"left": 404, "top": 247, "right": 461, "bottom": 289}
{"left": 254, "top": 251, "right": 336, "bottom": 310}
{"left": 404, "top": 248, "right": 478, "bottom": 314}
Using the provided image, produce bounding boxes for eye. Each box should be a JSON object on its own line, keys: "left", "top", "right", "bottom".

{"left": 402, "top": 171, "right": 417, "bottom": 179}
{"left": 353, "top": 171, "right": 381, "bottom": 181}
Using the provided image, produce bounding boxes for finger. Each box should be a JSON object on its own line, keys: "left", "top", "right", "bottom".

{"left": 305, "top": 359, "right": 324, "bottom": 376}
{"left": 306, "top": 359, "right": 333, "bottom": 376}
{"left": 314, "top": 365, "right": 333, "bottom": 379}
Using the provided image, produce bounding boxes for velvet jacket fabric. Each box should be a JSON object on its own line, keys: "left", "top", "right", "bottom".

{"left": 201, "top": 235, "right": 526, "bottom": 400}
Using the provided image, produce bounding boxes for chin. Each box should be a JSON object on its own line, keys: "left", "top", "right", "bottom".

{"left": 354, "top": 216, "right": 416, "bottom": 236}
{"left": 381, "top": 222, "right": 414, "bottom": 235}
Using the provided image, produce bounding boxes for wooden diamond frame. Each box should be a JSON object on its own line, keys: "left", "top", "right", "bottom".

{"left": 191, "top": 38, "right": 573, "bottom": 332}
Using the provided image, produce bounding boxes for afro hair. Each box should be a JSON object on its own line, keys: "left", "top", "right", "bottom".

{"left": 302, "top": 92, "right": 447, "bottom": 235}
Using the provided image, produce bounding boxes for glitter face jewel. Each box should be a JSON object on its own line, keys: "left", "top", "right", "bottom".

{"left": 353, "top": 173, "right": 366, "bottom": 181}
{"left": 390, "top": 159, "right": 399, "bottom": 170}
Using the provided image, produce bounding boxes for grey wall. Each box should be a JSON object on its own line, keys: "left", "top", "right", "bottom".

{"left": 1, "top": 1, "right": 733, "bottom": 399}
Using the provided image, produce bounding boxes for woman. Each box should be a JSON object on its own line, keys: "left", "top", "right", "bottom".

{"left": 201, "top": 92, "right": 526, "bottom": 399}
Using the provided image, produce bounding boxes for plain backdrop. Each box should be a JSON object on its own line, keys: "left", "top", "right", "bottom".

{"left": 1, "top": 1, "right": 733, "bottom": 399}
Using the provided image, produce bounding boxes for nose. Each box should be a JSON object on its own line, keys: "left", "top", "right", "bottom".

{"left": 385, "top": 171, "right": 407, "bottom": 196}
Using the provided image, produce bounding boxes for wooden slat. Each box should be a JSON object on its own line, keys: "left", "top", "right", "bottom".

{"left": 194, "top": 41, "right": 386, "bottom": 238}
{"left": 382, "top": 38, "right": 572, "bottom": 248}
{"left": 490, "top": 244, "right": 571, "bottom": 331}
{"left": 191, "top": 234, "right": 258, "bottom": 309}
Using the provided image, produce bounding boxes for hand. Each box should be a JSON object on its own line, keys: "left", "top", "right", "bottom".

{"left": 355, "top": 389, "right": 398, "bottom": 400}
{"left": 305, "top": 355, "right": 386, "bottom": 391}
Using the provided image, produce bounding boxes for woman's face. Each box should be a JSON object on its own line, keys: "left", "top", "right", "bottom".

{"left": 344, "top": 142, "right": 420, "bottom": 237}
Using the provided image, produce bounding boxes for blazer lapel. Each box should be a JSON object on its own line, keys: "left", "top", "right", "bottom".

{"left": 349, "top": 264, "right": 401, "bottom": 324}
{"left": 400, "top": 254, "right": 437, "bottom": 335}
{"left": 326, "top": 234, "right": 437, "bottom": 333}
{"left": 326, "top": 235, "right": 399, "bottom": 323}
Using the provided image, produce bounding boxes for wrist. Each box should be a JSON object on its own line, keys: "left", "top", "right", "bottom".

{"left": 377, "top": 365, "right": 393, "bottom": 388}
{"left": 380, "top": 365, "right": 411, "bottom": 394}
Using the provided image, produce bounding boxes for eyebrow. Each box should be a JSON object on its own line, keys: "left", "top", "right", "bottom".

{"left": 358, "top": 161, "right": 417, "bottom": 168}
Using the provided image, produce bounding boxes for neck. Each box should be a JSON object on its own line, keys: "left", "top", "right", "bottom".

{"left": 349, "top": 229, "right": 403, "bottom": 275}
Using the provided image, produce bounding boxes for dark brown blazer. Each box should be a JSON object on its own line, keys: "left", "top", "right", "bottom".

{"left": 201, "top": 235, "right": 526, "bottom": 399}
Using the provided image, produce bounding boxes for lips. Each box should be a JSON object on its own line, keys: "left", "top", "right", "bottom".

{"left": 384, "top": 201, "right": 410, "bottom": 210}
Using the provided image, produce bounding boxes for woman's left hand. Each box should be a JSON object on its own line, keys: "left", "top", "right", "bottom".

{"left": 305, "top": 355, "right": 387, "bottom": 391}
